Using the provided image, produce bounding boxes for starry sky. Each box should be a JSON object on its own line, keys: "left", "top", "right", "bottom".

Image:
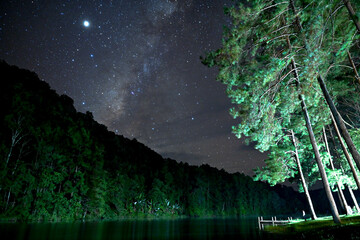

{"left": 0, "top": 0, "right": 267, "bottom": 175}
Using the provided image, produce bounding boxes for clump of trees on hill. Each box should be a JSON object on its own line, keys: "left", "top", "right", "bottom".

{"left": 202, "top": 0, "right": 360, "bottom": 223}
{"left": 0, "top": 61, "right": 303, "bottom": 222}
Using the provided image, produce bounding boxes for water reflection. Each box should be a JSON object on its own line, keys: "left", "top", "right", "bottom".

{"left": 1, "top": 217, "right": 268, "bottom": 240}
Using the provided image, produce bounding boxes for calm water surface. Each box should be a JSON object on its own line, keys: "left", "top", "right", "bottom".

{"left": 0, "top": 217, "right": 277, "bottom": 240}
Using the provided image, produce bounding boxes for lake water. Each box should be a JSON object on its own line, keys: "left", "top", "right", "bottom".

{"left": 0, "top": 217, "right": 278, "bottom": 240}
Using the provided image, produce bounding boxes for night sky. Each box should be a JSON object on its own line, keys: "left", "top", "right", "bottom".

{"left": 0, "top": 0, "right": 266, "bottom": 175}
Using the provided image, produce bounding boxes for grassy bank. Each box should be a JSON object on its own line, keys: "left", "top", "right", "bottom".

{"left": 264, "top": 214, "right": 360, "bottom": 239}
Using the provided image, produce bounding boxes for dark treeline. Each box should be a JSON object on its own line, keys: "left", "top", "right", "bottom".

{"left": 0, "top": 61, "right": 306, "bottom": 222}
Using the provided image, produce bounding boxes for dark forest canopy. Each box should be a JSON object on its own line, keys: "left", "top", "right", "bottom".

{"left": 0, "top": 60, "right": 312, "bottom": 222}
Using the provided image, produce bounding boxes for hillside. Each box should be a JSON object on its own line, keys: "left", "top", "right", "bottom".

{"left": 0, "top": 61, "right": 305, "bottom": 222}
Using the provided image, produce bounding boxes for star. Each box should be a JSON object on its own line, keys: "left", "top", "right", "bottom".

{"left": 83, "top": 20, "right": 90, "bottom": 27}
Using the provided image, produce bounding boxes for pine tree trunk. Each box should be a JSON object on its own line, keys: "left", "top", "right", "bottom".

{"left": 290, "top": 130, "right": 317, "bottom": 220}
{"left": 299, "top": 93, "right": 340, "bottom": 223}
{"left": 286, "top": 6, "right": 341, "bottom": 221}
{"left": 348, "top": 185, "right": 360, "bottom": 213}
{"left": 317, "top": 75, "right": 360, "bottom": 172}
{"left": 288, "top": 55, "right": 341, "bottom": 223}
{"left": 347, "top": 51, "right": 360, "bottom": 85}
{"left": 337, "top": 191, "right": 345, "bottom": 211}
{"left": 299, "top": 95, "right": 341, "bottom": 223}
{"left": 337, "top": 182, "right": 350, "bottom": 214}
{"left": 323, "top": 127, "right": 350, "bottom": 215}
{"left": 343, "top": 0, "right": 360, "bottom": 33}
{"left": 299, "top": 92, "right": 340, "bottom": 223}
{"left": 283, "top": 28, "right": 340, "bottom": 221}
{"left": 330, "top": 113, "right": 360, "bottom": 190}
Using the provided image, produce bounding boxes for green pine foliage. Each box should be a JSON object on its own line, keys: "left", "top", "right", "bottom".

{"left": 202, "top": 0, "right": 360, "bottom": 191}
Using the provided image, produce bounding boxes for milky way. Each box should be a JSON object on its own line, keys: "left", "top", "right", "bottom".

{"left": 0, "top": 0, "right": 267, "bottom": 175}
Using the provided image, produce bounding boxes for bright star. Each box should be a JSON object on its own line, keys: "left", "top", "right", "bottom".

{"left": 83, "top": 20, "right": 90, "bottom": 27}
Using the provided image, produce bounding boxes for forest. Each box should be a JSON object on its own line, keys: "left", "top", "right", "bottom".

{"left": 0, "top": 60, "right": 308, "bottom": 222}
{"left": 2, "top": 0, "right": 360, "bottom": 225}
{"left": 202, "top": 0, "right": 360, "bottom": 224}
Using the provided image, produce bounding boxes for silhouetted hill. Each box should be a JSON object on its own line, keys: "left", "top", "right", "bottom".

{"left": 0, "top": 60, "right": 306, "bottom": 221}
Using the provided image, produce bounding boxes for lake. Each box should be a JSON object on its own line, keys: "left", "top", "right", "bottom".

{"left": 0, "top": 217, "right": 278, "bottom": 240}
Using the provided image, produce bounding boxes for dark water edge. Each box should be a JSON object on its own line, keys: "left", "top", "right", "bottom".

{"left": 0, "top": 217, "right": 283, "bottom": 240}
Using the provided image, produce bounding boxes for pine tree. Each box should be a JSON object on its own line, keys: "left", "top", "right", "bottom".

{"left": 323, "top": 127, "right": 350, "bottom": 214}
{"left": 202, "top": 0, "right": 346, "bottom": 223}
{"left": 343, "top": 0, "right": 360, "bottom": 33}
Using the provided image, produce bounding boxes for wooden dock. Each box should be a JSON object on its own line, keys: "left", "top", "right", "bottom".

{"left": 258, "top": 216, "right": 292, "bottom": 230}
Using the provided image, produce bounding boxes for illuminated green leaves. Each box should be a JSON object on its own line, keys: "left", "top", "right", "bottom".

{"left": 203, "top": 0, "right": 360, "bottom": 195}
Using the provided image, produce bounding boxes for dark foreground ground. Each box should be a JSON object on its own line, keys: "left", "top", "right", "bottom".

{"left": 264, "top": 215, "right": 360, "bottom": 239}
